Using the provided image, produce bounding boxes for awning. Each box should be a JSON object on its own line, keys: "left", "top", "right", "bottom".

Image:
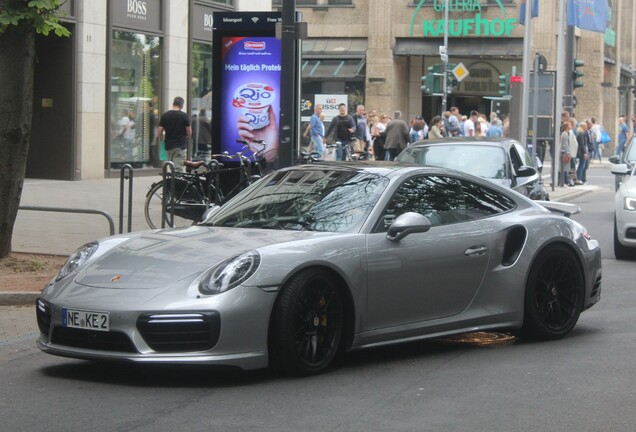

{"left": 301, "top": 58, "right": 366, "bottom": 79}
{"left": 395, "top": 38, "right": 523, "bottom": 57}
{"left": 302, "top": 38, "right": 368, "bottom": 59}
{"left": 301, "top": 38, "right": 367, "bottom": 79}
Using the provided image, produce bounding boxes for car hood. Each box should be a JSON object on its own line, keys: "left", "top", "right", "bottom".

{"left": 73, "top": 226, "right": 329, "bottom": 289}
{"left": 488, "top": 178, "right": 510, "bottom": 189}
{"left": 622, "top": 175, "right": 636, "bottom": 193}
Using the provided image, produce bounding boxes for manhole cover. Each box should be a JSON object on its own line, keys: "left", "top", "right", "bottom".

{"left": 438, "top": 331, "right": 517, "bottom": 346}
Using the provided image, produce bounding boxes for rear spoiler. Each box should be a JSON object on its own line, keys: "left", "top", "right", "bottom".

{"left": 536, "top": 201, "right": 581, "bottom": 218}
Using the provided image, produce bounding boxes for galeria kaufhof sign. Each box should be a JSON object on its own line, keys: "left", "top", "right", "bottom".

{"left": 409, "top": 0, "right": 518, "bottom": 37}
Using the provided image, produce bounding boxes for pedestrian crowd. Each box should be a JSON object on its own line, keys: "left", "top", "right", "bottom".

{"left": 309, "top": 104, "right": 510, "bottom": 161}
{"left": 153, "top": 96, "right": 631, "bottom": 188}
{"left": 557, "top": 111, "right": 631, "bottom": 187}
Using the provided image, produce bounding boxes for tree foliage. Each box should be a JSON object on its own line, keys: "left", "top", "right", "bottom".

{"left": 0, "top": 0, "right": 69, "bottom": 258}
{"left": 0, "top": 0, "right": 70, "bottom": 36}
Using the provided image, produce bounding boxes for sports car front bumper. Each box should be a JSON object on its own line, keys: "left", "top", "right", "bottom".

{"left": 36, "top": 285, "right": 279, "bottom": 371}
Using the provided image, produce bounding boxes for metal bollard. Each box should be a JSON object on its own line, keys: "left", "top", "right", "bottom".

{"left": 161, "top": 161, "right": 176, "bottom": 228}
{"left": 119, "top": 164, "right": 134, "bottom": 233}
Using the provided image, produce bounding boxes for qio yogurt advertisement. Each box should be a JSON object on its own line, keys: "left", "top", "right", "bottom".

{"left": 220, "top": 36, "right": 281, "bottom": 162}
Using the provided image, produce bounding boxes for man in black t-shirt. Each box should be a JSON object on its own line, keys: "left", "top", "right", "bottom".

{"left": 325, "top": 103, "right": 355, "bottom": 161}
{"left": 158, "top": 96, "right": 192, "bottom": 172}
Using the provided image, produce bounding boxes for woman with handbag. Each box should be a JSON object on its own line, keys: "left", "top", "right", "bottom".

{"left": 590, "top": 117, "right": 603, "bottom": 162}
{"left": 560, "top": 121, "right": 573, "bottom": 187}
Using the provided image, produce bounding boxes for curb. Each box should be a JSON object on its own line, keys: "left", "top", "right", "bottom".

{"left": 0, "top": 292, "right": 39, "bottom": 307}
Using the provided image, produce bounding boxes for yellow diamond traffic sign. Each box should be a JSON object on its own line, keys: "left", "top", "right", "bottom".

{"left": 452, "top": 63, "right": 469, "bottom": 82}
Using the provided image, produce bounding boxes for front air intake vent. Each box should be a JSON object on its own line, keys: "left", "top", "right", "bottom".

{"left": 137, "top": 312, "right": 220, "bottom": 353}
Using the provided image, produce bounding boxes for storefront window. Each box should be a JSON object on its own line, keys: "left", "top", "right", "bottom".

{"left": 110, "top": 31, "right": 161, "bottom": 169}
{"left": 191, "top": 42, "right": 213, "bottom": 159}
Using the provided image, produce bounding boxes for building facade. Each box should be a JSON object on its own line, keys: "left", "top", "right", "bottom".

{"left": 27, "top": 0, "right": 636, "bottom": 180}
{"left": 28, "top": 0, "right": 269, "bottom": 180}
{"left": 282, "top": 0, "right": 635, "bottom": 151}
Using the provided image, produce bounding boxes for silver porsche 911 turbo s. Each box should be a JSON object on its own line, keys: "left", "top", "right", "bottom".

{"left": 37, "top": 163, "right": 602, "bottom": 375}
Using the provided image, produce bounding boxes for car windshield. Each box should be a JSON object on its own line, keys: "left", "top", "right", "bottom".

{"left": 397, "top": 144, "right": 507, "bottom": 180}
{"left": 205, "top": 168, "right": 390, "bottom": 232}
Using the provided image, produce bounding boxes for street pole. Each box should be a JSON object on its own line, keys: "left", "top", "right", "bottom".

{"left": 553, "top": 0, "right": 567, "bottom": 189}
{"left": 278, "top": 0, "right": 297, "bottom": 169}
{"left": 520, "top": 0, "right": 533, "bottom": 151}
{"left": 441, "top": 0, "right": 449, "bottom": 115}
{"left": 564, "top": 24, "right": 576, "bottom": 116}
{"left": 531, "top": 54, "right": 540, "bottom": 163}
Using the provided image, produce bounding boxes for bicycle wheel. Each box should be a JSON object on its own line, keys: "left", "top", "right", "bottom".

{"left": 144, "top": 181, "right": 200, "bottom": 229}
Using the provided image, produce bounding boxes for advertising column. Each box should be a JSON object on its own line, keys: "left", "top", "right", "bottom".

{"left": 212, "top": 12, "right": 282, "bottom": 164}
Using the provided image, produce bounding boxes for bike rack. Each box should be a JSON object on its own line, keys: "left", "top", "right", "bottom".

{"left": 18, "top": 170, "right": 130, "bottom": 243}
{"left": 119, "top": 164, "right": 134, "bottom": 233}
{"left": 17, "top": 206, "right": 116, "bottom": 236}
{"left": 208, "top": 159, "right": 223, "bottom": 205}
{"left": 161, "top": 161, "right": 176, "bottom": 228}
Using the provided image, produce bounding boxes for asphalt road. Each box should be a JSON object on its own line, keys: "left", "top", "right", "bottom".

{"left": 0, "top": 169, "right": 634, "bottom": 432}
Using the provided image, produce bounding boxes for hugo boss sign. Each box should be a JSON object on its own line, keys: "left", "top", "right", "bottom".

{"left": 193, "top": 4, "right": 216, "bottom": 40}
{"left": 111, "top": 0, "right": 161, "bottom": 32}
{"left": 127, "top": 0, "right": 147, "bottom": 16}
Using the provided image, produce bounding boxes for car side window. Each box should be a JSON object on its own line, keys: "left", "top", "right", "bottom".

{"left": 461, "top": 179, "right": 516, "bottom": 218}
{"left": 512, "top": 142, "right": 534, "bottom": 167}
{"left": 509, "top": 145, "right": 524, "bottom": 175}
{"left": 625, "top": 138, "right": 636, "bottom": 163}
{"left": 376, "top": 175, "right": 516, "bottom": 233}
{"left": 377, "top": 175, "right": 466, "bottom": 232}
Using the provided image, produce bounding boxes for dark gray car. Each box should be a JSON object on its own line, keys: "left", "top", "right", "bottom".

{"left": 396, "top": 137, "right": 549, "bottom": 200}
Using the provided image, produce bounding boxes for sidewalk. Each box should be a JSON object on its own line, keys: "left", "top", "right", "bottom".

{"left": 1, "top": 162, "right": 612, "bottom": 305}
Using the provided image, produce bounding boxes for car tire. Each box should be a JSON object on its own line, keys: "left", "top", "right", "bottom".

{"left": 614, "top": 217, "right": 635, "bottom": 260}
{"left": 270, "top": 268, "right": 344, "bottom": 376}
{"left": 522, "top": 244, "right": 584, "bottom": 340}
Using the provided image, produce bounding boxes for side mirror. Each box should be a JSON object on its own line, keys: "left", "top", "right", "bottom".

{"left": 515, "top": 166, "right": 539, "bottom": 189}
{"left": 200, "top": 205, "right": 221, "bottom": 223}
{"left": 608, "top": 155, "right": 620, "bottom": 164}
{"left": 516, "top": 165, "right": 538, "bottom": 178}
{"left": 611, "top": 164, "right": 631, "bottom": 176}
{"left": 386, "top": 212, "right": 432, "bottom": 242}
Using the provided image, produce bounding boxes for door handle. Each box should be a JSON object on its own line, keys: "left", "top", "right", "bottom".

{"left": 465, "top": 246, "right": 488, "bottom": 256}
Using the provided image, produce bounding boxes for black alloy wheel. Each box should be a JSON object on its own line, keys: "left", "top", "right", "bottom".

{"left": 271, "top": 269, "right": 344, "bottom": 375}
{"left": 522, "top": 245, "right": 584, "bottom": 340}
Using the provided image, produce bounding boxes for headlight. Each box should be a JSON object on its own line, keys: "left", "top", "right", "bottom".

{"left": 199, "top": 251, "right": 260, "bottom": 295}
{"left": 625, "top": 197, "right": 636, "bottom": 211}
{"left": 55, "top": 241, "right": 99, "bottom": 281}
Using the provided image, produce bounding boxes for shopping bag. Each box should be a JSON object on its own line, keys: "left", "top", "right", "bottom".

{"left": 600, "top": 130, "right": 611, "bottom": 144}
{"left": 160, "top": 140, "right": 167, "bottom": 160}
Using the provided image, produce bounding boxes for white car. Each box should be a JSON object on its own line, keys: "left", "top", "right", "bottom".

{"left": 613, "top": 164, "right": 636, "bottom": 259}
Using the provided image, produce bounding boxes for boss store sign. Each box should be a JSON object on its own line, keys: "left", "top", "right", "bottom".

{"left": 111, "top": 0, "right": 162, "bottom": 33}
{"left": 192, "top": 3, "right": 215, "bottom": 42}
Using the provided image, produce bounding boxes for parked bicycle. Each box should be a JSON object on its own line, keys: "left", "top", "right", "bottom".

{"left": 334, "top": 137, "right": 370, "bottom": 161}
{"left": 298, "top": 150, "right": 323, "bottom": 164}
{"left": 144, "top": 140, "right": 266, "bottom": 229}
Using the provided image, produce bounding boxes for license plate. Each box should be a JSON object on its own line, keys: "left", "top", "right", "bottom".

{"left": 62, "top": 308, "right": 110, "bottom": 332}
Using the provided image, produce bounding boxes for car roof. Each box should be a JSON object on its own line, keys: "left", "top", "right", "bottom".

{"left": 279, "top": 160, "right": 504, "bottom": 186}
{"left": 282, "top": 161, "right": 408, "bottom": 177}
{"left": 408, "top": 137, "right": 518, "bottom": 149}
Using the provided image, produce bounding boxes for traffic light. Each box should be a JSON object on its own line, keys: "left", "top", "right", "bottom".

{"left": 421, "top": 64, "right": 442, "bottom": 95}
{"left": 498, "top": 73, "right": 511, "bottom": 96}
{"left": 421, "top": 64, "right": 459, "bottom": 95}
{"left": 446, "top": 63, "right": 458, "bottom": 92}
{"left": 572, "top": 59, "right": 585, "bottom": 89}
